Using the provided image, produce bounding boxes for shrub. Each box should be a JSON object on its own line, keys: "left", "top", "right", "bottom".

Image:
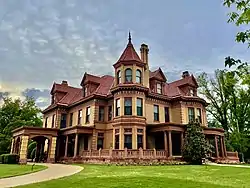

{"left": 1, "top": 154, "right": 19, "bottom": 164}
{"left": 182, "top": 121, "right": 212, "bottom": 164}
{"left": 27, "top": 141, "right": 36, "bottom": 159}
{"left": 31, "top": 148, "right": 36, "bottom": 160}
{"left": 0, "top": 154, "right": 4, "bottom": 163}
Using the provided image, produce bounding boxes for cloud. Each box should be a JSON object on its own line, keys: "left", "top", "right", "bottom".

{"left": 0, "top": 92, "right": 9, "bottom": 100}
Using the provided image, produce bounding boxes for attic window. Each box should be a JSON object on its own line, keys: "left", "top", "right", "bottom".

{"left": 156, "top": 83, "right": 162, "bottom": 94}
{"left": 190, "top": 89, "right": 194, "bottom": 96}
{"left": 84, "top": 87, "right": 88, "bottom": 97}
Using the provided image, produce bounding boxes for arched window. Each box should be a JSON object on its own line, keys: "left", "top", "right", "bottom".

{"left": 136, "top": 69, "right": 142, "bottom": 84}
{"left": 117, "top": 70, "right": 121, "bottom": 84}
{"left": 125, "top": 68, "right": 132, "bottom": 82}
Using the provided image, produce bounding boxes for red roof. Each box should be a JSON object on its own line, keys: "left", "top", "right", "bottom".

{"left": 117, "top": 42, "right": 142, "bottom": 63}
{"left": 149, "top": 68, "right": 167, "bottom": 81}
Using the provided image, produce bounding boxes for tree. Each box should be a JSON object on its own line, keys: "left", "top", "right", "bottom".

{"left": 224, "top": 0, "right": 250, "bottom": 47}
{"left": 0, "top": 97, "right": 42, "bottom": 155}
{"left": 182, "top": 121, "right": 211, "bottom": 164}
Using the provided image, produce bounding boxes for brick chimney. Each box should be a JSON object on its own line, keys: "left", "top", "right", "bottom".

{"left": 182, "top": 71, "right": 190, "bottom": 78}
{"left": 61, "top": 80, "right": 68, "bottom": 85}
{"left": 140, "top": 43, "right": 149, "bottom": 64}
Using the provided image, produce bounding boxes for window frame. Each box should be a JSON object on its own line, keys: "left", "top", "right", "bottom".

{"left": 69, "top": 113, "right": 73, "bottom": 127}
{"left": 124, "top": 97, "right": 132, "bottom": 115}
{"left": 136, "top": 69, "right": 142, "bottom": 84}
{"left": 78, "top": 109, "right": 82, "bottom": 125}
{"left": 86, "top": 107, "right": 91, "bottom": 123}
{"left": 197, "top": 108, "right": 202, "bottom": 123}
{"left": 98, "top": 106, "right": 105, "bottom": 122}
{"left": 137, "top": 98, "right": 143, "bottom": 116}
{"left": 154, "top": 105, "right": 159, "bottom": 121}
{"left": 116, "top": 99, "right": 121, "bottom": 116}
{"left": 125, "top": 68, "right": 132, "bottom": 83}
{"left": 156, "top": 83, "right": 162, "bottom": 94}
{"left": 188, "top": 107, "right": 195, "bottom": 123}
{"left": 108, "top": 106, "right": 112, "bottom": 121}
{"left": 164, "top": 107, "right": 170, "bottom": 122}
{"left": 117, "top": 70, "right": 121, "bottom": 84}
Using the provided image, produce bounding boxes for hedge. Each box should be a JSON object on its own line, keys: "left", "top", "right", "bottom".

{"left": 0, "top": 154, "right": 19, "bottom": 164}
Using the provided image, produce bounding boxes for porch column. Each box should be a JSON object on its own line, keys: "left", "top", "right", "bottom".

{"left": 19, "top": 136, "right": 29, "bottom": 164}
{"left": 222, "top": 136, "right": 227, "bottom": 157}
{"left": 64, "top": 135, "right": 68, "bottom": 157}
{"left": 10, "top": 138, "right": 14, "bottom": 154}
{"left": 220, "top": 136, "right": 225, "bottom": 158}
{"left": 214, "top": 136, "right": 219, "bottom": 158}
{"left": 48, "top": 137, "right": 57, "bottom": 163}
{"left": 74, "top": 133, "right": 79, "bottom": 158}
{"left": 168, "top": 131, "right": 172, "bottom": 157}
{"left": 143, "top": 128, "right": 146, "bottom": 149}
{"left": 164, "top": 131, "right": 168, "bottom": 150}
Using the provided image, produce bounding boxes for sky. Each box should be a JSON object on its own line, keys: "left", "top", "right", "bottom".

{"left": 0, "top": 0, "right": 249, "bottom": 109}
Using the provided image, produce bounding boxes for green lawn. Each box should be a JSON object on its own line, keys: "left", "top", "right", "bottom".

{"left": 0, "top": 164, "right": 46, "bottom": 178}
{"left": 17, "top": 164, "right": 250, "bottom": 188}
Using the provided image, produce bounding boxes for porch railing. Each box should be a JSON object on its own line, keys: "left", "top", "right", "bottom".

{"left": 226, "top": 151, "right": 239, "bottom": 159}
{"left": 82, "top": 148, "right": 169, "bottom": 159}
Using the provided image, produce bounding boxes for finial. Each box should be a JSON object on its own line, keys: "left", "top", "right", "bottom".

{"left": 128, "top": 31, "right": 131, "bottom": 43}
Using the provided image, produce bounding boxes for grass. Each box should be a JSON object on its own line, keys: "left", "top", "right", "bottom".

{"left": 0, "top": 164, "right": 46, "bottom": 178}
{"left": 17, "top": 164, "right": 250, "bottom": 188}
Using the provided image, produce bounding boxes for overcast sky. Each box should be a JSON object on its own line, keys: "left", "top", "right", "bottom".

{"left": 0, "top": 0, "right": 249, "bottom": 109}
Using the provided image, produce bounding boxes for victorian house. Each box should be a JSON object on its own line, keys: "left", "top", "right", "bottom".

{"left": 11, "top": 33, "right": 239, "bottom": 164}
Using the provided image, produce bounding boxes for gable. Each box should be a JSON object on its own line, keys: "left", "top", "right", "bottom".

{"left": 150, "top": 68, "right": 167, "bottom": 82}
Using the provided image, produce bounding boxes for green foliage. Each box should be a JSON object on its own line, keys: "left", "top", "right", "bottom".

{"left": 0, "top": 154, "right": 19, "bottom": 164}
{"left": 224, "top": 0, "right": 250, "bottom": 47}
{"left": 182, "top": 122, "right": 211, "bottom": 164}
{"left": 31, "top": 148, "right": 36, "bottom": 160}
{"left": 27, "top": 141, "right": 37, "bottom": 159}
{"left": 0, "top": 97, "right": 42, "bottom": 155}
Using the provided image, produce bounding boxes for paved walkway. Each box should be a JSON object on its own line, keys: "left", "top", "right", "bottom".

{"left": 208, "top": 163, "right": 250, "bottom": 168}
{"left": 0, "top": 163, "right": 83, "bottom": 188}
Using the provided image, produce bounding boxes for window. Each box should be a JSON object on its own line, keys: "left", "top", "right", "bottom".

{"left": 117, "top": 70, "right": 121, "bottom": 84}
{"left": 188, "top": 108, "right": 195, "bottom": 122}
{"left": 99, "top": 106, "right": 105, "bottom": 121}
{"left": 60, "top": 114, "right": 67, "bottom": 128}
{"left": 69, "top": 113, "right": 73, "bottom": 127}
{"left": 124, "top": 98, "right": 132, "bottom": 115}
{"left": 157, "top": 83, "right": 162, "bottom": 94}
{"left": 78, "top": 110, "right": 82, "bottom": 125}
{"left": 97, "top": 133, "right": 104, "bottom": 149}
{"left": 124, "top": 128, "right": 132, "bottom": 149}
{"left": 154, "top": 105, "right": 159, "bottom": 121}
{"left": 165, "top": 107, "right": 170, "bottom": 122}
{"left": 137, "top": 135, "right": 143, "bottom": 149}
{"left": 125, "top": 68, "right": 132, "bottom": 82}
{"left": 108, "top": 106, "right": 112, "bottom": 121}
{"left": 83, "top": 86, "right": 88, "bottom": 97}
{"left": 86, "top": 107, "right": 90, "bottom": 123}
{"left": 52, "top": 114, "right": 55, "bottom": 128}
{"left": 197, "top": 108, "right": 202, "bottom": 123}
{"left": 190, "top": 89, "right": 194, "bottom": 96}
{"left": 45, "top": 117, "right": 48, "bottom": 128}
{"left": 115, "top": 135, "right": 119, "bottom": 149}
{"left": 116, "top": 99, "right": 120, "bottom": 116}
{"left": 136, "top": 69, "right": 142, "bottom": 84}
{"left": 137, "top": 98, "right": 143, "bottom": 116}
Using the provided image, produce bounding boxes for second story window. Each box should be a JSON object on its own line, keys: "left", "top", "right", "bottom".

{"left": 117, "top": 70, "right": 121, "bottom": 84}
{"left": 86, "top": 107, "right": 90, "bottom": 123}
{"left": 157, "top": 83, "right": 162, "bottom": 94}
{"left": 125, "top": 68, "right": 132, "bottom": 82}
{"left": 124, "top": 98, "right": 132, "bottom": 115}
{"left": 165, "top": 107, "right": 170, "bottom": 122}
{"left": 188, "top": 107, "right": 195, "bottom": 122}
{"left": 69, "top": 113, "right": 73, "bottom": 127}
{"left": 197, "top": 108, "right": 202, "bottom": 123}
{"left": 108, "top": 106, "right": 112, "bottom": 121}
{"left": 154, "top": 105, "right": 159, "bottom": 121}
{"left": 52, "top": 114, "right": 55, "bottom": 128}
{"left": 137, "top": 98, "right": 143, "bottom": 116}
{"left": 60, "top": 114, "right": 67, "bottom": 128}
{"left": 136, "top": 69, "right": 142, "bottom": 84}
{"left": 78, "top": 110, "right": 82, "bottom": 125}
{"left": 116, "top": 99, "right": 120, "bottom": 116}
{"left": 45, "top": 117, "right": 48, "bottom": 128}
{"left": 190, "top": 89, "right": 194, "bottom": 96}
{"left": 99, "top": 106, "right": 105, "bottom": 122}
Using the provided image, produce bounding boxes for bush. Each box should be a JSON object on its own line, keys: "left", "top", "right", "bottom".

{"left": 27, "top": 141, "right": 36, "bottom": 159}
{"left": 1, "top": 154, "right": 19, "bottom": 164}
{"left": 31, "top": 148, "right": 36, "bottom": 160}
{"left": 0, "top": 154, "right": 4, "bottom": 163}
{"left": 182, "top": 121, "right": 212, "bottom": 164}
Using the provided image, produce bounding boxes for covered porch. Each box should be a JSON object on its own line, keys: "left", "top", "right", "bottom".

{"left": 11, "top": 126, "right": 59, "bottom": 164}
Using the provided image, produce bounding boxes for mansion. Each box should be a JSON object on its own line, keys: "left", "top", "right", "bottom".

{"left": 11, "top": 33, "right": 238, "bottom": 164}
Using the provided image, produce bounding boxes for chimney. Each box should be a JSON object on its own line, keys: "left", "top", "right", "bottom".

{"left": 140, "top": 43, "right": 149, "bottom": 64}
{"left": 182, "top": 71, "right": 190, "bottom": 78}
{"left": 61, "top": 80, "right": 68, "bottom": 85}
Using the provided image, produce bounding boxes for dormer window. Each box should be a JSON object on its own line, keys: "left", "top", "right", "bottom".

{"left": 156, "top": 83, "right": 162, "bottom": 94}
{"left": 83, "top": 86, "right": 88, "bottom": 97}
{"left": 125, "top": 68, "right": 132, "bottom": 83}
{"left": 190, "top": 89, "right": 194, "bottom": 96}
{"left": 117, "top": 70, "right": 121, "bottom": 84}
{"left": 136, "top": 69, "right": 142, "bottom": 84}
